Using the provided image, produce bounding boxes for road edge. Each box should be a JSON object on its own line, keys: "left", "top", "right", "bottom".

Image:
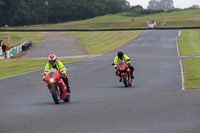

{"left": 176, "top": 31, "right": 185, "bottom": 90}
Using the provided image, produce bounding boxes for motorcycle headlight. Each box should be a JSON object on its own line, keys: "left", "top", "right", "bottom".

{"left": 50, "top": 78, "right": 54, "bottom": 83}
{"left": 119, "top": 67, "right": 125, "bottom": 71}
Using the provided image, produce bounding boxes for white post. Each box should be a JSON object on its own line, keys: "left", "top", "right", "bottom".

{"left": 17, "top": 46, "right": 20, "bottom": 52}
{"left": 0, "top": 47, "right": 2, "bottom": 55}
{"left": 6, "top": 50, "right": 11, "bottom": 58}
{"left": 20, "top": 44, "right": 22, "bottom": 51}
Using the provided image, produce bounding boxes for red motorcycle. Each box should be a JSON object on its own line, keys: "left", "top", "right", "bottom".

{"left": 112, "top": 60, "right": 132, "bottom": 87}
{"left": 41, "top": 68, "right": 70, "bottom": 104}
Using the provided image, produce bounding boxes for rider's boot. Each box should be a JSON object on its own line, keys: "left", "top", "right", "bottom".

{"left": 65, "top": 77, "right": 71, "bottom": 93}
{"left": 119, "top": 78, "right": 122, "bottom": 82}
{"left": 67, "top": 85, "right": 71, "bottom": 93}
{"left": 131, "top": 71, "right": 134, "bottom": 79}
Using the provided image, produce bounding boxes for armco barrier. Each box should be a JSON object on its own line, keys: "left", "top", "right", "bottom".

{"left": 22, "top": 41, "right": 32, "bottom": 51}
{"left": 22, "top": 45, "right": 28, "bottom": 51}
{"left": 5, "top": 41, "right": 32, "bottom": 58}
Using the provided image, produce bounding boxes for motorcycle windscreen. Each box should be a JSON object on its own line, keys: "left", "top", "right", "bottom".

{"left": 48, "top": 68, "right": 57, "bottom": 75}
{"left": 118, "top": 60, "right": 125, "bottom": 66}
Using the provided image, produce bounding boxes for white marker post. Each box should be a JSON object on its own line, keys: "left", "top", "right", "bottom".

{"left": 0, "top": 47, "right": 2, "bottom": 55}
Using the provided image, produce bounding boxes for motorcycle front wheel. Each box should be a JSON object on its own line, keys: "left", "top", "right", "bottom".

{"left": 122, "top": 75, "right": 128, "bottom": 87}
{"left": 51, "top": 86, "right": 60, "bottom": 104}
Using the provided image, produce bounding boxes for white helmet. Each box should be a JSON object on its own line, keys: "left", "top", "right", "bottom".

{"left": 48, "top": 54, "right": 57, "bottom": 66}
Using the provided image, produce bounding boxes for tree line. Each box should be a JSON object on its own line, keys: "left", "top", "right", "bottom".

{"left": 1, "top": 0, "right": 198, "bottom": 26}
{"left": 0, "top": 0, "right": 131, "bottom": 26}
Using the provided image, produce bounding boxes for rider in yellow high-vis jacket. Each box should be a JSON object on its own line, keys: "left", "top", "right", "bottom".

{"left": 114, "top": 51, "right": 134, "bottom": 80}
{"left": 43, "top": 54, "right": 71, "bottom": 93}
{"left": 44, "top": 60, "right": 67, "bottom": 75}
{"left": 114, "top": 54, "right": 131, "bottom": 68}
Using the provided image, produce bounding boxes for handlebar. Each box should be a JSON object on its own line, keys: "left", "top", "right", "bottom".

{"left": 60, "top": 73, "right": 67, "bottom": 78}
{"left": 112, "top": 59, "right": 131, "bottom": 66}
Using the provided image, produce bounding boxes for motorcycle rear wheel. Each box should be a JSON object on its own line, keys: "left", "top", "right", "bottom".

{"left": 122, "top": 75, "right": 128, "bottom": 87}
{"left": 51, "top": 86, "right": 60, "bottom": 104}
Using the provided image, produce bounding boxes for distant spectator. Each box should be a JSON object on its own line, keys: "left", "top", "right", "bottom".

{"left": 2, "top": 44, "right": 6, "bottom": 55}
{"left": 6, "top": 44, "right": 10, "bottom": 51}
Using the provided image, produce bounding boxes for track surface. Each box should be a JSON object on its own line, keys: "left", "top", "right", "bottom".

{"left": 22, "top": 32, "right": 86, "bottom": 58}
{"left": 1, "top": 30, "right": 200, "bottom": 133}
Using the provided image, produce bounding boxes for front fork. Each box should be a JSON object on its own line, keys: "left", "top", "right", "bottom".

{"left": 116, "top": 70, "right": 131, "bottom": 83}
{"left": 47, "top": 84, "right": 60, "bottom": 94}
{"left": 116, "top": 71, "right": 127, "bottom": 81}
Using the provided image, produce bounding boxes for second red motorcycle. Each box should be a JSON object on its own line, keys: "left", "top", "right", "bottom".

{"left": 112, "top": 60, "right": 132, "bottom": 87}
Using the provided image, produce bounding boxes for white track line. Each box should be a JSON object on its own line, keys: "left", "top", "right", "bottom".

{"left": 176, "top": 31, "right": 185, "bottom": 90}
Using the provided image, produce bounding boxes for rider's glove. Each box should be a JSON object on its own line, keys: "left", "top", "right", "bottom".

{"left": 61, "top": 73, "right": 67, "bottom": 78}
{"left": 43, "top": 78, "right": 45, "bottom": 82}
{"left": 114, "top": 66, "right": 117, "bottom": 69}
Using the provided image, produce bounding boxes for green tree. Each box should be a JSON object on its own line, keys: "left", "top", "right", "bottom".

{"left": 0, "top": 0, "right": 131, "bottom": 26}
{"left": 0, "top": 0, "right": 6, "bottom": 25}
{"left": 131, "top": 5, "right": 143, "bottom": 10}
{"left": 89, "top": 1, "right": 106, "bottom": 17}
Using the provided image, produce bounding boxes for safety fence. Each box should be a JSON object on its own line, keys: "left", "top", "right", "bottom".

{"left": 0, "top": 41, "right": 32, "bottom": 59}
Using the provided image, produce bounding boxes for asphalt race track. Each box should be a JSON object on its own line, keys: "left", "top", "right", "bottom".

{"left": 1, "top": 30, "right": 200, "bottom": 133}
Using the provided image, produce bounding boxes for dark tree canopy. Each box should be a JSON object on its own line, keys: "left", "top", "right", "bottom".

{"left": 0, "top": 0, "right": 131, "bottom": 26}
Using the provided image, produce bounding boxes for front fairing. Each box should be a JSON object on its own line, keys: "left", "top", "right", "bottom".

{"left": 45, "top": 69, "right": 60, "bottom": 85}
{"left": 117, "top": 61, "right": 128, "bottom": 72}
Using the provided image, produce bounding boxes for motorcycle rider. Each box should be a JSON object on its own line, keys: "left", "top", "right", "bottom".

{"left": 113, "top": 51, "right": 134, "bottom": 81}
{"left": 43, "top": 54, "right": 71, "bottom": 93}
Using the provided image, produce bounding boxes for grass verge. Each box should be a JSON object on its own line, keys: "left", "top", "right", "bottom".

{"left": 178, "top": 29, "right": 200, "bottom": 56}
{"left": 179, "top": 29, "right": 200, "bottom": 89}
{"left": 66, "top": 31, "right": 142, "bottom": 54}
{"left": 0, "top": 58, "right": 81, "bottom": 79}
{"left": 182, "top": 59, "right": 200, "bottom": 89}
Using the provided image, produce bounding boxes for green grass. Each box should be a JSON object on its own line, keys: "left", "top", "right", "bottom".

{"left": 0, "top": 58, "right": 81, "bottom": 79}
{"left": 0, "top": 32, "right": 44, "bottom": 47}
{"left": 4, "top": 8, "right": 200, "bottom": 30}
{"left": 178, "top": 29, "right": 200, "bottom": 89}
{"left": 182, "top": 59, "right": 200, "bottom": 89}
{"left": 178, "top": 30, "right": 200, "bottom": 56}
{"left": 66, "top": 31, "right": 142, "bottom": 54}
{"left": 142, "top": 9, "right": 200, "bottom": 28}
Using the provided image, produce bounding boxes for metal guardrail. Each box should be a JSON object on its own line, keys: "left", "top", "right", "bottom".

{"left": 0, "top": 27, "right": 200, "bottom": 32}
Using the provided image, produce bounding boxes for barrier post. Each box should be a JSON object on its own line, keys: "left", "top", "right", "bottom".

{"left": 0, "top": 47, "right": 2, "bottom": 55}
{"left": 20, "top": 44, "right": 22, "bottom": 51}
{"left": 6, "top": 50, "right": 11, "bottom": 58}
{"left": 17, "top": 46, "right": 20, "bottom": 52}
